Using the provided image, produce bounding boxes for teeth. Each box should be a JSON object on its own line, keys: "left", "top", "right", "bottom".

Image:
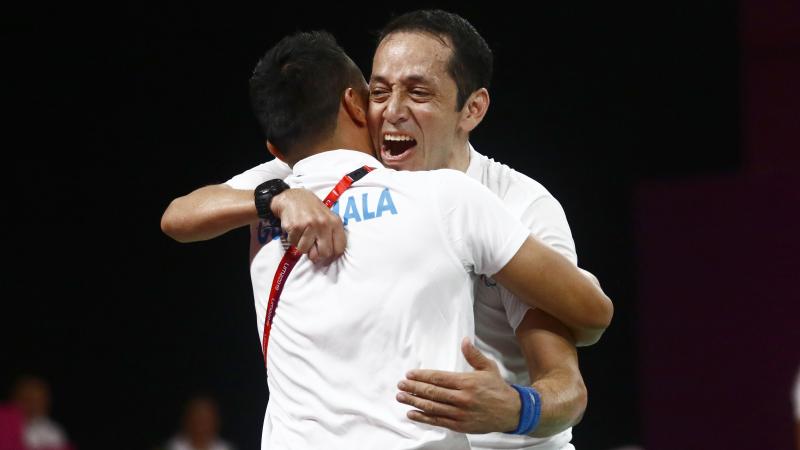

{"left": 384, "top": 135, "right": 414, "bottom": 142}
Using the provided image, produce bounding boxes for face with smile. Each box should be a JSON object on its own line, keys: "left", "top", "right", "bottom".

{"left": 368, "top": 32, "right": 468, "bottom": 171}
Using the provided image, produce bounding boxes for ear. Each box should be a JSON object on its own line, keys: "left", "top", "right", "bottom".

{"left": 342, "top": 87, "right": 367, "bottom": 127}
{"left": 266, "top": 140, "right": 286, "bottom": 162}
{"left": 458, "top": 88, "right": 490, "bottom": 133}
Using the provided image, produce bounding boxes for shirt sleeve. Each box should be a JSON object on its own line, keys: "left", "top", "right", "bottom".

{"left": 519, "top": 195, "right": 577, "bottom": 265}
{"left": 433, "top": 170, "right": 530, "bottom": 277}
{"left": 224, "top": 158, "right": 292, "bottom": 190}
{"left": 499, "top": 287, "right": 530, "bottom": 331}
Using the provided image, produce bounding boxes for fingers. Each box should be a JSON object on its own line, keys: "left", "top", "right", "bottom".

{"left": 405, "top": 370, "right": 464, "bottom": 390}
{"left": 396, "top": 392, "right": 463, "bottom": 418}
{"left": 313, "top": 212, "right": 346, "bottom": 262}
{"left": 406, "top": 411, "right": 465, "bottom": 433}
{"left": 461, "top": 338, "right": 496, "bottom": 372}
{"left": 294, "top": 225, "right": 315, "bottom": 255}
{"left": 398, "top": 369, "right": 519, "bottom": 434}
{"left": 311, "top": 228, "right": 333, "bottom": 264}
{"left": 283, "top": 213, "right": 345, "bottom": 263}
{"left": 331, "top": 213, "right": 347, "bottom": 257}
{"left": 397, "top": 379, "right": 467, "bottom": 406}
{"left": 308, "top": 242, "right": 320, "bottom": 263}
{"left": 284, "top": 224, "right": 304, "bottom": 249}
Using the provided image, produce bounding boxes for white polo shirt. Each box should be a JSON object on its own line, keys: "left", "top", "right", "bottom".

{"left": 229, "top": 149, "right": 529, "bottom": 450}
{"left": 227, "top": 145, "right": 580, "bottom": 450}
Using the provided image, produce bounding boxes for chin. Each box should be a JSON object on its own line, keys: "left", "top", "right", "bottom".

{"left": 384, "top": 160, "right": 418, "bottom": 171}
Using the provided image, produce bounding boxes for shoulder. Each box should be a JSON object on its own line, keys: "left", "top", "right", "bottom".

{"left": 165, "top": 437, "right": 190, "bottom": 450}
{"left": 27, "top": 417, "right": 67, "bottom": 440}
{"left": 469, "top": 149, "right": 576, "bottom": 259}
{"left": 374, "top": 167, "right": 484, "bottom": 195}
{"left": 469, "top": 149, "right": 554, "bottom": 205}
{"left": 225, "top": 158, "right": 292, "bottom": 190}
{"left": 429, "top": 169, "right": 498, "bottom": 201}
{"left": 213, "top": 439, "right": 235, "bottom": 450}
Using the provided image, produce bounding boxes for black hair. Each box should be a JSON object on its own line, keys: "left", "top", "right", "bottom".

{"left": 250, "top": 31, "right": 365, "bottom": 156}
{"left": 377, "top": 10, "right": 492, "bottom": 110}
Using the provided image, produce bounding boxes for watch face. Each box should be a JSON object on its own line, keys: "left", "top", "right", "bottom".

{"left": 257, "top": 179, "right": 289, "bottom": 195}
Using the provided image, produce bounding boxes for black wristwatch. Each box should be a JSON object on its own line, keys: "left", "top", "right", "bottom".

{"left": 254, "top": 179, "right": 290, "bottom": 227}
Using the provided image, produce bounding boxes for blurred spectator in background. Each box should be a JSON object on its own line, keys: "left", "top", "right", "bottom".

{"left": 11, "top": 375, "right": 71, "bottom": 450}
{"left": 165, "top": 396, "right": 233, "bottom": 450}
{"left": 0, "top": 402, "right": 25, "bottom": 450}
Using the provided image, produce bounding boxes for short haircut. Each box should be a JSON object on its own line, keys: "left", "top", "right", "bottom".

{"left": 378, "top": 10, "right": 493, "bottom": 110}
{"left": 250, "top": 31, "right": 365, "bottom": 156}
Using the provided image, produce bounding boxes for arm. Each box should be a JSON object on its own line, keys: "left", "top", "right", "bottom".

{"left": 493, "top": 236, "right": 613, "bottom": 346}
{"left": 516, "top": 308, "right": 586, "bottom": 436}
{"left": 160, "top": 160, "right": 347, "bottom": 262}
{"left": 395, "top": 271, "right": 599, "bottom": 435}
{"left": 437, "top": 173, "right": 611, "bottom": 346}
{"left": 161, "top": 186, "right": 345, "bottom": 262}
{"left": 394, "top": 172, "right": 606, "bottom": 433}
{"left": 161, "top": 160, "right": 290, "bottom": 242}
{"left": 395, "top": 309, "right": 586, "bottom": 436}
{"left": 160, "top": 184, "right": 256, "bottom": 243}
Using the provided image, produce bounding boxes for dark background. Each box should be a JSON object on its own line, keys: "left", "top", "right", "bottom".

{"left": 4, "top": 1, "right": 796, "bottom": 449}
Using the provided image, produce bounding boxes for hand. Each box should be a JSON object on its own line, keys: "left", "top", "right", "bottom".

{"left": 396, "top": 337, "right": 521, "bottom": 434}
{"left": 270, "top": 188, "right": 346, "bottom": 264}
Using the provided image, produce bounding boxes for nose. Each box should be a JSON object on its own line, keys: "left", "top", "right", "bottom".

{"left": 383, "top": 90, "right": 408, "bottom": 125}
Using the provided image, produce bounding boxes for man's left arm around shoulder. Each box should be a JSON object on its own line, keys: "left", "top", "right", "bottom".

{"left": 440, "top": 172, "right": 612, "bottom": 347}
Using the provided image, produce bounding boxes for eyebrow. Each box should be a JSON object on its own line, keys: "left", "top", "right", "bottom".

{"left": 370, "top": 74, "right": 430, "bottom": 85}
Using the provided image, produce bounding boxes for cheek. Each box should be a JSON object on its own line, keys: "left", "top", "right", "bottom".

{"left": 367, "top": 116, "right": 381, "bottom": 139}
{"left": 367, "top": 104, "right": 383, "bottom": 122}
{"left": 367, "top": 110, "right": 380, "bottom": 128}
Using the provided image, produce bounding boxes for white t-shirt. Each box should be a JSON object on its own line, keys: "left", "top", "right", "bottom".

{"left": 465, "top": 146, "right": 577, "bottom": 450}
{"left": 23, "top": 417, "right": 68, "bottom": 449}
{"left": 229, "top": 150, "right": 529, "bottom": 450}
{"left": 226, "top": 145, "right": 580, "bottom": 450}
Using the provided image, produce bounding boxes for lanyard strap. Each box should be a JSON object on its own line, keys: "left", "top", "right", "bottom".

{"left": 262, "top": 165, "right": 374, "bottom": 366}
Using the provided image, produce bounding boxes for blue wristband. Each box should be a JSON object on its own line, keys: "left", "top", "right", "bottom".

{"left": 507, "top": 384, "right": 542, "bottom": 435}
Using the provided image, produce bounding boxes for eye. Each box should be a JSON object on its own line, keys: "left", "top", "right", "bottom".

{"left": 369, "top": 87, "right": 390, "bottom": 103}
{"left": 409, "top": 89, "right": 432, "bottom": 101}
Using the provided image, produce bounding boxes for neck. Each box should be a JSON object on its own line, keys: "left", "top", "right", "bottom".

{"left": 285, "top": 132, "right": 374, "bottom": 167}
{"left": 189, "top": 434, "right": 212, "bottom": 450}
{"left": 448, "top": 141, "right": 471, "bottom": 172}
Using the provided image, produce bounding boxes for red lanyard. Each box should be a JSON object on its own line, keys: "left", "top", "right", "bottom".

{"left": 262, "top": 165, "right": 374, "bottom": 366}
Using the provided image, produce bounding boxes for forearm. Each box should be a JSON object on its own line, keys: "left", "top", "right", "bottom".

{"left": 494, "top": 238, "right": 613, "bottom": 346}
{"left": 516, "top": 309, "right": 587, "bottom": 437}
{"left": 529, "top": 368, "right": 586, "bottom": 437}
{"left": 161, "top": 185, "right": 257, "bottom": 242}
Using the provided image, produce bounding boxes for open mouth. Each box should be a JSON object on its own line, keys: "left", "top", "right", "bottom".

{"left": 382, "top": 133, "right": 417, "bottom": 158}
